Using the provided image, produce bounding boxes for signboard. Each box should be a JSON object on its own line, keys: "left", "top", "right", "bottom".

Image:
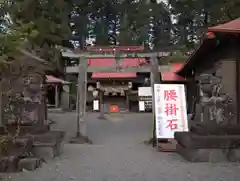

{"left": 138, "top": 87, "right": 152, "bottom": 96}
{"left": 154, "top": 84, "right": 188, "bottom": 139}
{"left": 138, "top": 87, "right": 152, "bottom": 112}
{"left": 139, "top": 101, "right": 145, "bottom": 111}
{"left": 93, "top": 100, "right": 99, "bottom": 111}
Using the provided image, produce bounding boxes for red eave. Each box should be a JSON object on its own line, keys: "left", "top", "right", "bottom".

{"left": 88, "top": 58, "right": 115, "bottom": 67}
{"left": 90, "top": 58, "right": 146, "bottom": 79}
{"left": 208, "top": 18, "right": 240, "bottom": 33}
{"left": 120, "top": 58, "right": 146, "bottom": 67}
{"left": 162, "top": 64, "right": 185, "bottom": 81}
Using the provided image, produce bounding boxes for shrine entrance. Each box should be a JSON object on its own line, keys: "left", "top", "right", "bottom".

{"left": 90, "top": 79, "right": 134, "bottom": 113}
{"left": 104, "top": 94, "right": 127, "bottom": 112}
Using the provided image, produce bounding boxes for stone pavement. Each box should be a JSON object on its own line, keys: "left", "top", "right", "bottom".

{"left": 1, "top": 112, "right": 240, "bottom": 181}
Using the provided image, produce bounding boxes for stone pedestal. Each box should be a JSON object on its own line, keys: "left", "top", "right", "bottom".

{"left": 0, "top": 129, "right": 65, "bottom": 172}
{"left": 32, "top": 131, "right": 65, "bottom": 161}
{"left": 176, "top": 144, "right": 227, "bottom": 162}
{"left": 18, "top": 158, "right": 42, "bottom": 171}
{"left": 5, "top": 123, "right": 50, "bottom": 136}
{"left": 175, "top": 125, "right": 240, "bottom": 162}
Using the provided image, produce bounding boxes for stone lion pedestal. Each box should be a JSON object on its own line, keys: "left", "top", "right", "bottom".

{"left": 175, "top": 22, "right": 240, "bottom": 162}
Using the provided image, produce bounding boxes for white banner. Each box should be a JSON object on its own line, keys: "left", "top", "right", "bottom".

{"left": 154, "top": 84, "right": 188, "bottom": 139}
{"left": 93, "top": 100, "right": 99, "bottom": 111}
{"left": 139, "top": 101, "right": 145, "bottom": 111}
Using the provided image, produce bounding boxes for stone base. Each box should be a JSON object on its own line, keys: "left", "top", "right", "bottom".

{"left": 13, "top": 137, "right": 33, "bottom": 152}
{"left": 33, "top": 142, "right": 64, "bottom": 160}
{"left": 57, "top": 141, "right": 64, "bottom": 155}
{"left": 227, "top": 149, "right": 240, "bottom": 162}
{"left": 18, "top": 157, "right": 42, "bottom": 171}
{"left": 69, "top": 135, "right": 93, "bottom": 144}
{"left": 0, "top": 131, "right": 65, "bottom": 172}
{"left": 190, "top": 123, "right": 240, "bottom": 136}
{"left": 176, "top": 143, "right": 240, "bottom": 162}
{"left": 158, "top": 139, "right": 177, "bottom": 152}
{"left": 32, "top": 131, "right": 64, "bottom": 161}
{"left": 176, "top": 143, "right": 227, "bottom": 162}
{"left": 0, "top": 155, "right": 19, "bottom": 172}
{"left": 32, "top": 131, "right": 65, "bottom": 144}
{"left": 174, "top": 132, "right": 240, "bottom": 149}
{"left": 5, "top": 124, "right": 50, "bottom": 136}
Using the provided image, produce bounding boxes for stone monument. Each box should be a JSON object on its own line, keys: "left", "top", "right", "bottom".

{"left": 175, "top": 20, "right": 240, "bottom": 162}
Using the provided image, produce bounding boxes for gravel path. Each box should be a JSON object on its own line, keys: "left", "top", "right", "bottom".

{"left": 1, "top": 112, "right": 240, "bottom": 181}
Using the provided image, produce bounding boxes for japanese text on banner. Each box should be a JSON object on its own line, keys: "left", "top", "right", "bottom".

{"left": 164, "top": 89, "right": 179, "bottom": 131}
{"left": 154, "top": 84, "right": 188, "bottom": 139}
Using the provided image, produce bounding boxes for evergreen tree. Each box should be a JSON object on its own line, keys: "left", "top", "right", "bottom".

{"left": 169, "top": 0, "right": 240, "bottom": 50}
{"left": 1, "top": 0, "right": 71, "bottom": 71}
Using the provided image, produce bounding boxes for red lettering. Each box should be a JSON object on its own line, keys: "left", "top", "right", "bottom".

{"left": 164, "top": 90, "right": 177, "bottom": 101}
{"left": 166, "top": 119, "right": 178, "bottom": 130}
{"left": 164, "top": 103, "right": 178, "bottom": 116}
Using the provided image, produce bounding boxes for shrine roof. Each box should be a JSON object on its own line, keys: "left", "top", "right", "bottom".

{"left": 208, "top": 18, "right": 240, "bottom": 33}
{"left": 177, "top": 18, "right": 240, "bottom": 77}
{"left": 91, "top": 62, "right": 183, "bottom": 80}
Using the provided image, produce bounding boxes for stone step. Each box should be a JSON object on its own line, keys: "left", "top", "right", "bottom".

{"left": 32, "top": 141, "right": 64, "bottom": 161}
{"left": 18, "top": 157, "right": 42, "bottom": 171}
{"left": 31, "top": 131, "right": 65, "bottom": 160}
{"left": 5, "top": 124, "right": 50, "bottom": 135}
{"left": 176, "top": 143, "right": 228, "bottom": 162}
{"left": 0, "top": 137, "right": 33, "bottom": 158}
{"left": 175, "top": 132, "right": 240, "bottom": 149}
{"left": 0, "top": 155, "right": 19, "bottom": 172}
{"left": 32, "top": 131, "right": 65, "bottom": 144}
{"left": 177, "top": 143, "right": 240, "bottom": 162}
{"left": 227, "top": 149, "right": 240, "bottom": 162}
{"left": 190, "top": 123, "right": 240, "bottom": 135}
{"left": 0, "top": 137, "right": 36, "bottom": 172}
{"left": 13, "top": 137, "right": 33, "bottom": 149}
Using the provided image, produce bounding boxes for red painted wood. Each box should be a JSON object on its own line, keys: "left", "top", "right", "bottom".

{"left": 162, "top": 64, "right": 185, "bottom": 81}
{"left": 89, "top": 58, "right": 145, "bottom": 78}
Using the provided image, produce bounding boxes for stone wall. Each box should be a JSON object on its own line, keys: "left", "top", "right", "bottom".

{"left": 2, "top": 73, "right": 45, "bottom": 126}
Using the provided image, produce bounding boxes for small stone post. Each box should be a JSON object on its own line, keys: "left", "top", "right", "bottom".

{"left": 76, "top": 56, "right": 87, "bottom": 137}
{"left": 55, "top": 85, "right": 59, "bottom": 108}
{"left": 150, "top": 56, "right": 161, "bottom": 147}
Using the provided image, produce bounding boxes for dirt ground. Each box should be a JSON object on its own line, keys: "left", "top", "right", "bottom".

{"left": 1, "top": 112, "right": 240, "bottom": 181}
